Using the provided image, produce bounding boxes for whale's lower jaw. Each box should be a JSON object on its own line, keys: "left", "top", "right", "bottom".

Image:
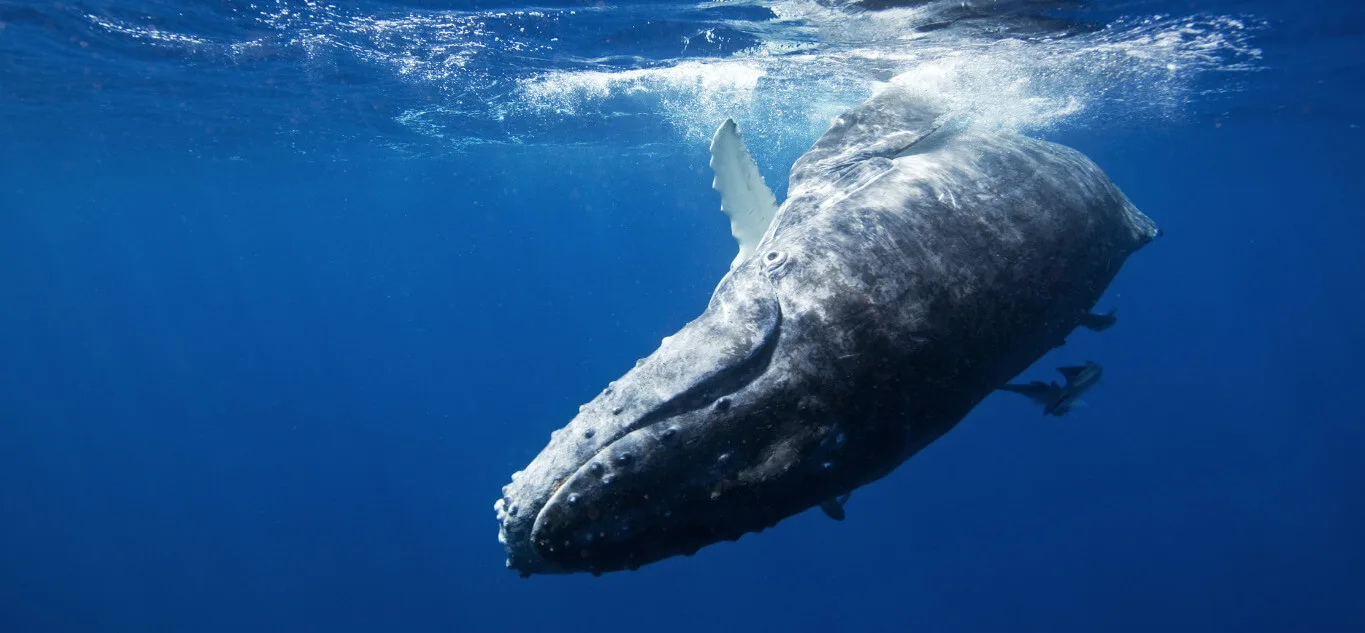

{"left": 525, "top": 481, "right": 785, "bottom": 575}
{"left": 502, "top": 454, "right": 854, "bottom": 576}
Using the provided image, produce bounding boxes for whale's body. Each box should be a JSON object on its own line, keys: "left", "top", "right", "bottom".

{"left": 495, "top": 87, "right": 1160, "bottom": 576}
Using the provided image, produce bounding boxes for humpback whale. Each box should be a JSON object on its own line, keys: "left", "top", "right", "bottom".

{"left": 495, "top": 85, "right": 1160, "bottom": 576}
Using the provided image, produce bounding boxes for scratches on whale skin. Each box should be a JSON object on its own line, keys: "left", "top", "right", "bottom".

{"left": 935, "top": 188, "right": 960, "bottom": 209}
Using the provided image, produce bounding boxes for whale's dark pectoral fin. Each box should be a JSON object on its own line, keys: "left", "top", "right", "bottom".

{"left": 1056, "top": 366, "right": 1087, "bottom": 381}
{"left": 1000, "top": 381, "right": 1054, "bottom": 406}
{"left": 1080, "top": 308, "right": 1117, "bottom": 332}
{"left": 1000, "top": 381, "right": 1051, "bottom": 398}
{"left": 819, "top": 493, "right": 852, "bottom": 521}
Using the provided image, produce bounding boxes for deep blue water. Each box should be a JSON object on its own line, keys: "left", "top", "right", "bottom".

{"left": 2, "top": 1, "right": 1363, "bottom": 631}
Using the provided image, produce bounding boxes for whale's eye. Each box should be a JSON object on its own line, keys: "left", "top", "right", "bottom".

{"left": 763, "top": 250, "right": 788, "bottom": 272}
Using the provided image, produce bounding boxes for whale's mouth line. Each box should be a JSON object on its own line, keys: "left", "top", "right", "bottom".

{"left": 575, "top": 305, "right": 786, "bottom": 477}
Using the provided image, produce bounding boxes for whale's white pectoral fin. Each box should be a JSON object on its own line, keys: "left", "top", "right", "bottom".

{"left": 709, "top": 119, "right": 779, "bottom": 270}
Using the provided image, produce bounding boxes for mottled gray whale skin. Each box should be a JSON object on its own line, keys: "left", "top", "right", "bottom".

{"left": 495, "top": 87, "right": 1160, "bottom": 576}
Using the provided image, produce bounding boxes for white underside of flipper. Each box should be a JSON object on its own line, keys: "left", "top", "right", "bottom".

{"left": 709, "top": 119, "right": 779, "bottom": 270}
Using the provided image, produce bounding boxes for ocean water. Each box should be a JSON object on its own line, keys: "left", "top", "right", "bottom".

{"left": 1, "top": 0, "right": 1362, "bottom": 631}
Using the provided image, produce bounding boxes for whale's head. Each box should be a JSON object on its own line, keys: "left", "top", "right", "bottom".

{"left": 495, "top": 104, "right": 941, "bottom": 576}
{"left": 495, "top": 253, "right": 858, "bottom": 576}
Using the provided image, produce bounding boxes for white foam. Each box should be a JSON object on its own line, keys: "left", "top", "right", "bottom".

{"left": 517, "top": 60, "right": 767, "bottom": 138}
{"left": 85, "top": 14, "right": 211, "bottom": 48}
{"left": 80, "top": 0, "right": 1266, "bottom": 152}
{"left": 498, "top": 7, "right": 1263, "bottom": 156}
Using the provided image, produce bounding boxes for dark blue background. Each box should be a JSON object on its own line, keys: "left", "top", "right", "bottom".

{"left": 2, "top": 1, "right": 1363, "bottom": 631}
